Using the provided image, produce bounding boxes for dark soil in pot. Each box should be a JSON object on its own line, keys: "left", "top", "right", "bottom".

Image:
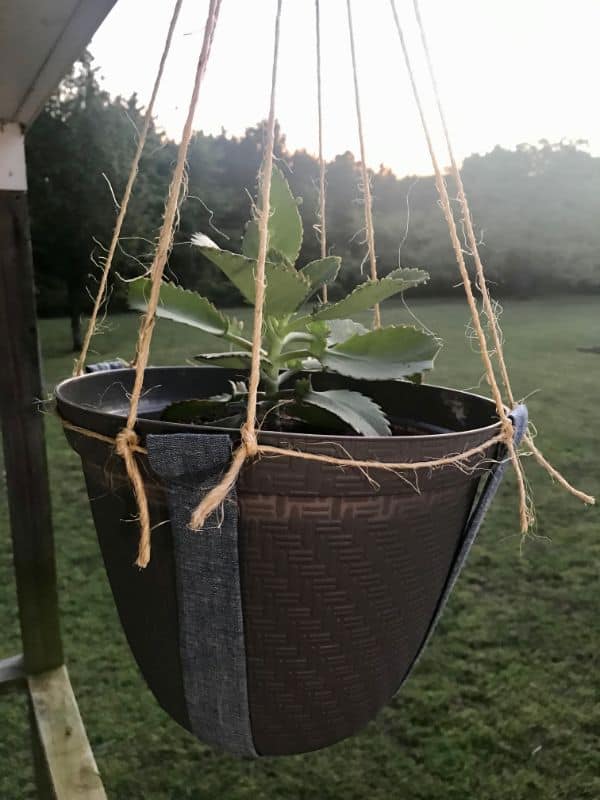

{"left": 56, "top": 366, "right": 502, "bottom": 756}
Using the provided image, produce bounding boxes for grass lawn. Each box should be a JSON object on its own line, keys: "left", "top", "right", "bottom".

{"left": 1, "top": 297, "right": 599, "bottom": 799}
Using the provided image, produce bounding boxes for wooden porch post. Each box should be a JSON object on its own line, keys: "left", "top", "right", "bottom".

{"left": 0, "top": 122, "right": 64, "bottom": 676}
{"left": 0, "top": 122, "right": 107, "bottom": 799}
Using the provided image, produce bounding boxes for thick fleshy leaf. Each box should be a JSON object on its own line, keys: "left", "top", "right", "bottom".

{"left": 190, "top": 233, "right": 219, "bottom": 249}
{"left": 128, "top": 278, "right": 229, "bottom": 337}
{"left": 162, "top": 396, "right": 274, "bottom": 429}
{"left": 300, "top": 256, "right": 341, "bottom": 296}
{"left": 198, "top": 247, "right": 311, "bottom": 315}
{"left": 264, "top": 248, "right": 294, "bottom": 268}
{"left": 298, "top": 357, "right": 321, "bottom": 372}
{"left": 193, "top": 352, "right": 257, "bottom": 369}
{"left": 326, "top": 318, "right": 369, "bottom": 345}
{"left": 304, "top": 320, "right": 329, "bottom": 358}
{"left": 300, "top": 388, "right": 391, "bottom": 436}
{"left": 322, "top": 325, "right": 441, "bottom": 380}
{"left": 242, "top": 166, "right": 303, "bottom": 263}
{"left": 313, "top": 268, "right": 429, "bottom": 321}
{"left": 283, "top": 402, "right": 351, "bottom": 435}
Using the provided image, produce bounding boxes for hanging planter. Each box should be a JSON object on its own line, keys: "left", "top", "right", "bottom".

{"left": 56, "top": 0, "right": 592, "bottom": 763}
{"left": 57, "top": 364, "right": 526, "bottom": 756}
{"left": 56, "top": 168, "right": 529, "bottom": 755}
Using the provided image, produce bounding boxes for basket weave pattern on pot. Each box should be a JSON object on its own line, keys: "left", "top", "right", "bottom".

{"left": 239, "top": 485, "right": 474, "bottom": 754}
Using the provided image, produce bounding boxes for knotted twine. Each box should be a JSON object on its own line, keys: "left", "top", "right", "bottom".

{"left": 115, "top": 0, "right": 223, "bottom": 566}
{"left": 188, "top": 0, "right": 517, "bottom": 533}
{"left": 346, "top": 0, "right": 381, "bottom": 329}
{"left": 315, "top": 0, "right": 328, "bottom": 304}
{"left": 73, "top": 0, "right": 185, "bottom": 379}
{"left": 191, "top": 0, "right": 593, "bottom": 536}
{"left": 409, "top": 0, "right": 594, "bottom": 507}
{"left": 388, "top": 0, "right": 531, "bottom": 529}
{"left": 71, "top": 0, "right": 593, "bottom": 568}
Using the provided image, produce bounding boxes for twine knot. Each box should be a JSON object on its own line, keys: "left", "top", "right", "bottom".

{"left": 115, "top": 427, "right": 140, "bottom": 457}
{"left": 241, "top": 424, "right": 259, "bottom": 457}
{"left": 114, "top": 427, "right": 151, "bottom": 568}
{"left": 501, "top": 416, "right": 515, "bottom": 445}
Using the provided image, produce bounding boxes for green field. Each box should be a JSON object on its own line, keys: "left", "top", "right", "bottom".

{"left": 1, "top": 297, "right": 599, "bottom": 799}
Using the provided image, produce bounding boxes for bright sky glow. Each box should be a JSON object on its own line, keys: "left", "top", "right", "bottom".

{"left": 90, "top": 0, "right": 600, "bottom": 176}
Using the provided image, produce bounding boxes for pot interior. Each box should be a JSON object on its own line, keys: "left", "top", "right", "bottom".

{"left": 56, "top": 365, "right": 501, "bottom": 443}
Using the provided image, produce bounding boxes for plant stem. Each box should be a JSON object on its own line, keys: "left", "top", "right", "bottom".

{"left": 280, "top": 349, "right": 312, "bottom": 363}
{"left": 282, "top": 331, "right": 315, "bottom": 347}
{"left": 263, "top": 327, "right": 284, "bottom": 398}
{"left": 225, "top": 331, "right": 266, "bottom": 355}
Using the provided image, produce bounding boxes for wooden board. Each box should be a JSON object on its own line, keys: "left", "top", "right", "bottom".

{"left": 28, "top": 666, "right": 107, "bottom": 800}
{"left": 0, "top": 188, "right": 64, "bottom": 674}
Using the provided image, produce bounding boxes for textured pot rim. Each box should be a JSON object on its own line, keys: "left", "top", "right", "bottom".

{"left": 56, "top": 365, "right": 504, "bottom": 445}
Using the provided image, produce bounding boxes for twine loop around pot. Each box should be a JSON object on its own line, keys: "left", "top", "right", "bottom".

{"left": 241, "top": 424, "right": 259, "bottom": 458}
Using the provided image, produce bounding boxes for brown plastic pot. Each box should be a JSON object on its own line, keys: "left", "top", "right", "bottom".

{"left": 56, "top": 366, "right": 502, "bottom": 756}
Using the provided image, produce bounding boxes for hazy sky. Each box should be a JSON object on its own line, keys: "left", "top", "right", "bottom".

{"left": 90, "top": 0, "right": 600, "bottom": 176}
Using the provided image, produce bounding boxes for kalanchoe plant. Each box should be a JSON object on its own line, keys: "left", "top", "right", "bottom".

{"left": 129, "top": 167, "right": 442, "bottom": 436}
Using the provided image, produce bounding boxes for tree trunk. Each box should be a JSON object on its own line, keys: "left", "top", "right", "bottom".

{"left": 70, "top": 312, "right": 82, "bottom": 352}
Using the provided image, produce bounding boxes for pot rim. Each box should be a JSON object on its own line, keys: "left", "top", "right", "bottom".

{"left": 55, "top": 365, "right": 504, "bottom": 445}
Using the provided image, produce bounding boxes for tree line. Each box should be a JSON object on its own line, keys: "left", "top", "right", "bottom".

{"left": 26, "top": 54, "right": 600, "bottom": 348}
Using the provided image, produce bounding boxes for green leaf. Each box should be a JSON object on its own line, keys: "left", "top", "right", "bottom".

{"left": 298, "top": 357, "right": 322, "bottom": 372}
{"left": 265, "top": 247, "right": 294, "bottom": 268}
{"left": 303, "top": 320, "right": 329, "bottom": 358}
{"left": 208, "top": 413, "right": 245, "bottom": 428}
{"left": 193, "top": 352, "right": 258, "bottom": 369}
{"left": 312, "top": 268, "right": 429, "bottom": 321}
{"left": 228, "top": 380, "right": 248, "bottom": 398}
{"left": 322, "top": 325, "right": 441, "bottom": 381}
{"left": 242, "top": 166, "right": 303, "bottom": 264}
{"left": 300, "top": 256, "right": 341, "bottom": 296}
{"left": 283, "top": 402, "right": 351, "bottom": 435}
{"left": 300, "top": 388, "right": 391, "bottom": 436}
{"left": 326, "top": 318, "right": 369, "bottom": 345}
{"left": 197, "top": 247, "right": 311, "bottom": 315}
{"left": 194, "top": 248, "right": 254, "bottom": 306}
{"left": 128, "top": 278, "right": 229, "bottom": 337}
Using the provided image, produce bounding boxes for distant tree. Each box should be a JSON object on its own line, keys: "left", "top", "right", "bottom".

{"left": 25, "top": 50, "right": 600, "bottom": 345}
{"left": 26, "top": 52, "right": 168, "bottom": 349}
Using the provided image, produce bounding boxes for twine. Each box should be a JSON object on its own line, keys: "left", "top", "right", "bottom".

{"left": 59, "top": 420, "right": 507, "bottom": 487}
{"left": 67, "top": 1, "right": 592, "bottom": 567}
{"left": 61, "top": 420, "right": 147, "bottom": 453}
{"left": 117, "top": 0, "right": 222, "bottom": 566}
{"left": 315, "top": 0, "right": 328, "bottom": 303}
{"left": 411, "top": 0, "right": 594, "bottom": 508}
{"left": 388, "top": 0, "right": 532, "bottom": 531}
{"left": 191, "top": 0, "right": 283, "bottom": 529}
{"left": 346, "top": 0, "right": 381, "bottom": 329}
{"left": 184, "top": 0, "right": 513, "bottom": 532}
{"left": 74, "top": 0, "right": 184, "bottom": 378}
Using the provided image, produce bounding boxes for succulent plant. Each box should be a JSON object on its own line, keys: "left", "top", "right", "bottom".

{"left": 129, "top": 168, "right": 441, "bottom": 435}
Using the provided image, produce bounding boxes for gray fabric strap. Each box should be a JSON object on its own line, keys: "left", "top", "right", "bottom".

{"left": 146, "top": 433, "right": 257, "bottom": 757}
{"left": 439, "top": 403, "right": 529, "bottom": 609}
{"left": 463, "top": 404, "right": 529, "bottom": 541}
{"left": 84, "top": 359, "right": 128, "bottom": 373}
{"left": 399, "top": 403, "right": 529, "bottom": 686}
